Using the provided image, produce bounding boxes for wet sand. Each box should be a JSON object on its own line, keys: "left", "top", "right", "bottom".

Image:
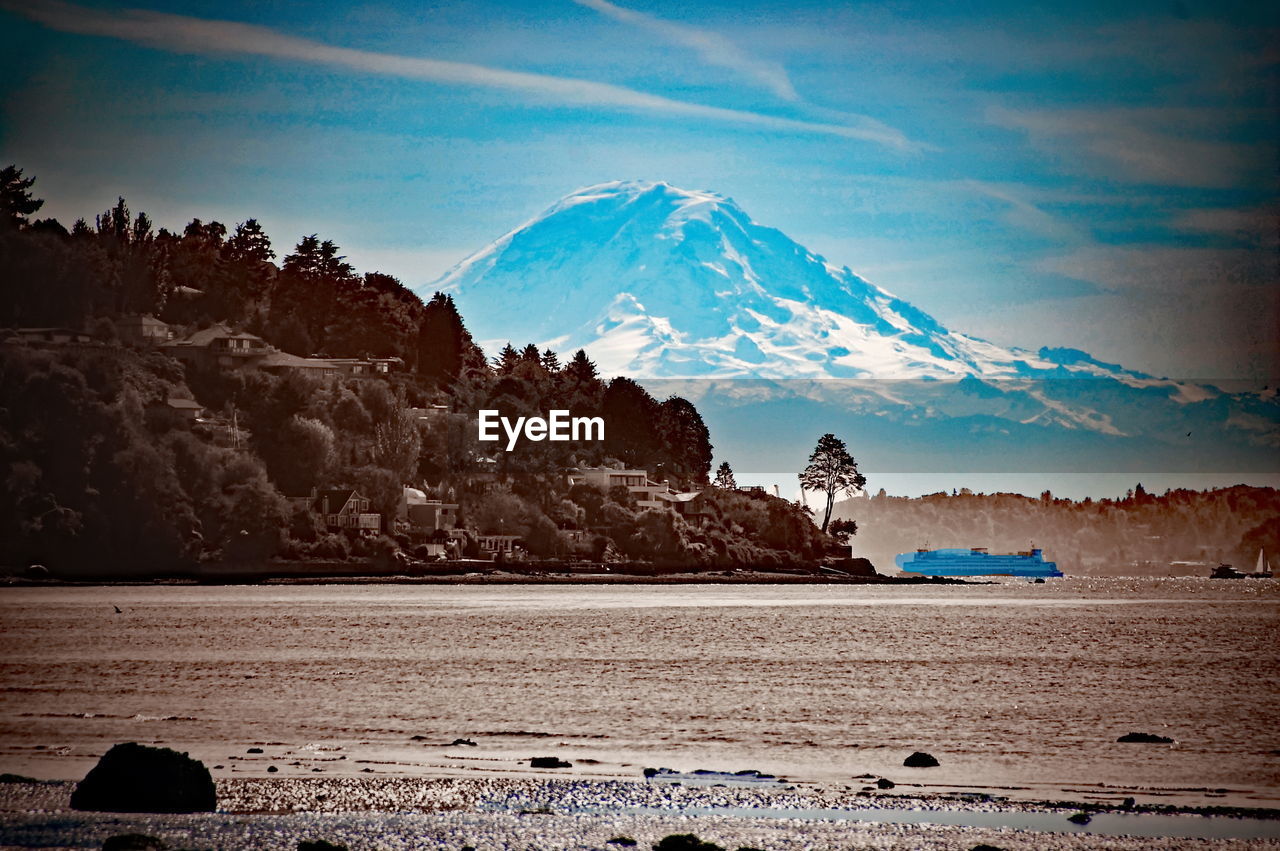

{"left": 3, "top": 774, "right": 1279, "bottom": 850}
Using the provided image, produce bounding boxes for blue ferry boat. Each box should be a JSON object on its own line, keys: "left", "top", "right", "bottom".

{"left": 894, "top": 547, "right": 1062, "bottom": 577}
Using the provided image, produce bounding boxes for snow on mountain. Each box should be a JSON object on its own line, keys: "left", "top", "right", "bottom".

{"left": 437, "top": 180, "right": 1065, "bottom": 379}
{"left": 430, "top": 180, "right": 1276, "bottom": 451}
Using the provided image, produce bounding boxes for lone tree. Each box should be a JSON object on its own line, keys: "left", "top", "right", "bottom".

{"left": 713, "top": 461, "right": 736, "bottom": 489}
{"left": 799, "top": 433, "right": 866, "bottom": 534}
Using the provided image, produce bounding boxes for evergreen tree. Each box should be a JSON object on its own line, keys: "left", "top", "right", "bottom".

{"left": 224, "top": 219, "right": 275, "bottom": 263}
{"left": 713, "top": 461, "right": 736, "bottom": 489}
{"left": 0, "top": 165, "right": 43, "bottom": 229}
{"left": 602, "top": 377, "right": 662, "bottom": 467}
{"left": 493, "top": 343, "right": 520, "bottom": 374}
{"left": 417, "top": 292, "right": 474, "bottom": 388}
{"left": 799, "top": 433, "right": 866, "bottom": 533}
{"left": 657, "top": 395, "right": 713, "bottom": 483}
{"left": 566, "top": 349, "right": 598, "bottom": 383}
{"left": 540, "top": 348, "right": 561, "bottom": 373}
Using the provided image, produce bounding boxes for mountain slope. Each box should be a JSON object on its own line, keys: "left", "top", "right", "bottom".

{"left": 437, "top": 180, "right": 1073, "bottom": 379}
{"left": 429, "top": 180, "right": 1277, "bottom": 458}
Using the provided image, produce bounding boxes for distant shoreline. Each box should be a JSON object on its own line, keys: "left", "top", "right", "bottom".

{"left": 2, "top": 566, "right": 970, "bottom": 587}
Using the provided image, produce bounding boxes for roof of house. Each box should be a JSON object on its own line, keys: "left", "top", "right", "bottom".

{"left": 17, "top": 327, "right": 86, "bottom": 335}
{"left": 313, "top": 489, "right": 363, "bottom": 513}
{"left": 165, "top": 397, "right": 204, "bottom": 410}
{"left": 259, "top": 351, "right": 340, "bottom": 371}
{"left": 119, "top": 314, "right": 168, "bottom": 328}
{"left": 171, "top": 323, "right": 267, "bottom": 348}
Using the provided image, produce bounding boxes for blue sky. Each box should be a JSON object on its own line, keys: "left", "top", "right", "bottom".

{"left": 1, "top": 0, "right": 1276, "bottom": 380}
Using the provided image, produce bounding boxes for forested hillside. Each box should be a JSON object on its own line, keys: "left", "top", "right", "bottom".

{"left": 0, "top": 166, "right": 829, "bottom": 576}
{"left": 837, "top": 485, "right": 1280, "bottom": 575}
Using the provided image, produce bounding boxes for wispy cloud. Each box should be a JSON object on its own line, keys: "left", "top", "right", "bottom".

{"left": 1172, "top": 204, "right": 1280, "bottom": 249}
{"left": 987, "top": 104, "right": 1267, "bottom": 188}
{"left": 3, "top": 0, "right": 918, "bottom": 151}
{"left": 571, "top": 0, "right": 798, "bottom": 101}
{"left": 965, "top": 180, "right": 1087, "bottom": 243}
{"left": 1038, "top": 244, "right": 1273, "bottom": 293}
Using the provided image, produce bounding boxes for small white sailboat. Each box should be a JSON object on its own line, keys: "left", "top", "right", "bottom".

{"left": 1250, "top": 548, "right": 1273, "bottom": 578}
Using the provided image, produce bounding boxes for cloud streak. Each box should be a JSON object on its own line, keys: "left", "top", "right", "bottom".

{"left": 4, "top": 0, "right": 917, "bottom": 151}
{"left": 987, "top": 104, "right": 1267, "bottom": 188}
{"left": 965, "top": 180, "right": 1087, "bottom": 243}
{"left": 571, "top": 0, "right": 798, "bottom": 101}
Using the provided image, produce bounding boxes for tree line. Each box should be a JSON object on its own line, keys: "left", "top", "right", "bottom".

{"left": 836, "top": 484, "right": 1280, "bottom": 575}
{"left": 0, "top": 165, "right": 833, "bottom": 575}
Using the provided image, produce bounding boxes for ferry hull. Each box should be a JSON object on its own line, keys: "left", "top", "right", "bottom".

{"left": 895, "top": 548, "right": 1062, "bottom": 578}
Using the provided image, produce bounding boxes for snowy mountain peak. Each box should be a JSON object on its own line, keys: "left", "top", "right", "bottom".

{"left": 435, "top": 179, "right": 1015, "bottom": 379}
{"left": 426, "top": 181, "right": 1277, "bottom": 459}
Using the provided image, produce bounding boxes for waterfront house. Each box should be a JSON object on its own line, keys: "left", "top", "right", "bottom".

{"left": 399, "top": 487, "right": 459, "bottom": 535}
{"left": 311, "top": 488, "right": 382, "bottom": 532}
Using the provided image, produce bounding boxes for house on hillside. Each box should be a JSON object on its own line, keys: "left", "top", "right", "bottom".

{"left": 667, "top": 490, "right": 714, "bottom": 525}
{"left": 258, "top": 352, "right": 402, "bottom": 378}
{"left": 407, "top": 405, "right": 450, "bottom": 423}
{"left": 163, "top": 397, "right": 205, "bottom": 423}
{"left": 568, "top": 467, "right": 676, "bottom": 510}
{"left": 163, "top": 324, "right": 271, "bottom": 370}
{"left": 13, "top": 327, "right": 94, "bottom": 346}
{"left": 310, "top": 488, "right": 382, "bottom": 532}
{"left": 258, "top": 351, "right": 343, "bottom": 378}
{"left": 114, "top": 314, "right": 172, "bottom": 346}
{"left": 323, "top": 356, "right": 403, "bottom": 376}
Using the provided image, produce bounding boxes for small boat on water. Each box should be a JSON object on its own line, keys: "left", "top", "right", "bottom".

{"left": 895, "top": 546, "right": 1062, "bottom": 578}
{"left": 1210, "top": 550, "right": 1272, "bottom": 579}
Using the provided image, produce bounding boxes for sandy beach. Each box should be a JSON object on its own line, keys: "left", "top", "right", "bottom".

{"left": 4, "top": 580, "right": 1278, "bottom": 849}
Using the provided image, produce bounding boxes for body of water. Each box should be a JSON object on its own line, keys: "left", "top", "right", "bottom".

{"left": 1, "top": 578, "right": 1277, "bottom": 808}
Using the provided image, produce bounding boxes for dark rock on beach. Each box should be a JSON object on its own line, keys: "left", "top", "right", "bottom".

{"left": 102, "top": 835, "right": 167, "bottom": 851}
{"left": 903, "top": 751, "right": 940, "bottom": 767}
{"left": 1116, "top": 732, "right": 1174, "bottom": 743}
{"left": 246, "top": 747, "right": 264, "bottom": 754}
{"left": 450, "top": 738, "right": 477, "bottom": 746}
{"left": 70, "top": 742, "right": 215, "bottom": 813}
{"left": 1068, "top": 812, "right": 1093, "bottom": 824}
{"left": 876, "top": 777, "right": 896, "bottom": 788}
{"left": 0, "top": 773, "right": 42, "bottom": 783}
{"left": 529, "top": 756, "right": 572, "bottom": 768}
{"left": 653, "top": 835, "right": 725, "bottom": 851}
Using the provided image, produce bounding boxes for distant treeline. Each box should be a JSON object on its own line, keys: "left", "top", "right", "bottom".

{"left": 0, "top": 165, "right": 829, "bottom": 575}
{"left": 837, "top": 485, "right": 1280, "bottom": 575}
